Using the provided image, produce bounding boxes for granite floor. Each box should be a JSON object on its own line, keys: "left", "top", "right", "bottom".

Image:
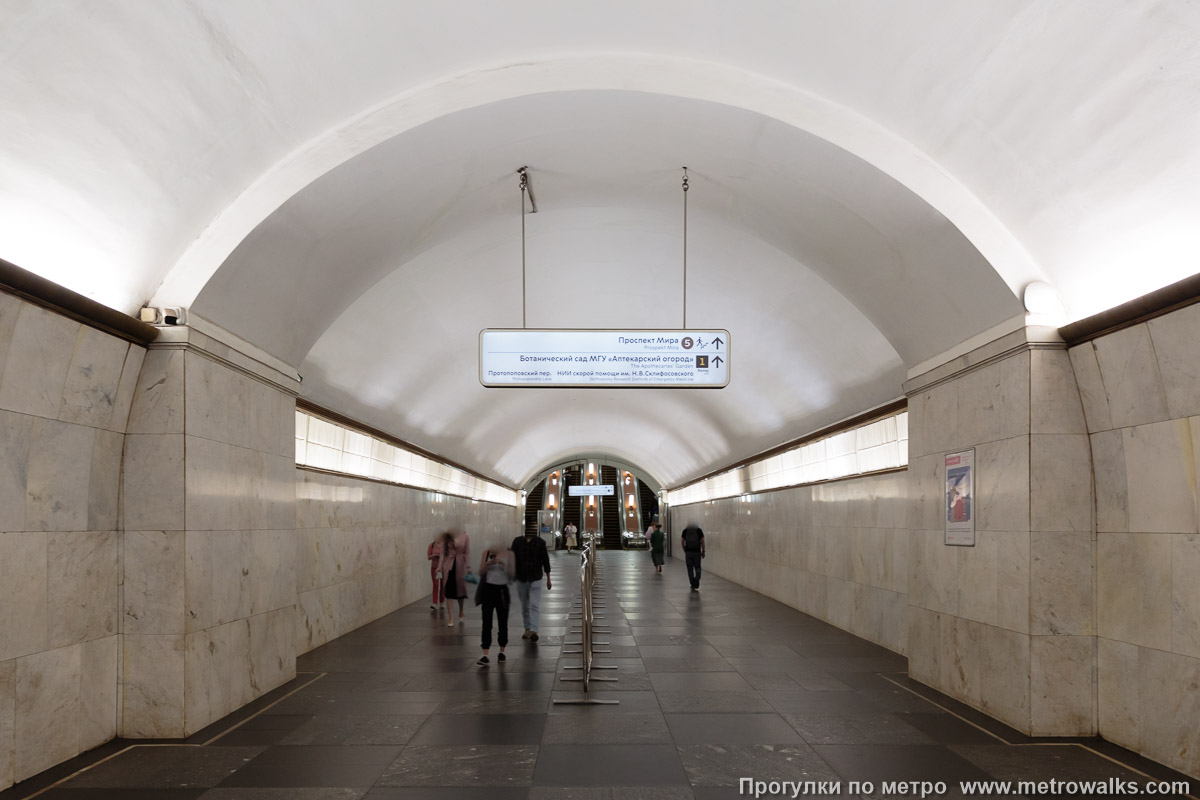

{"left": 3, "top": 551, "right": 1195, "bottom": 799}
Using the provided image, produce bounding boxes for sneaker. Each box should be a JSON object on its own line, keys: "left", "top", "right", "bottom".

{"left": 497, "top": 652, "right": 506, "bottom": 662}
{"left": 522, "top": 629, "right": 532, "bottom": 639}
{"left": 529, "top": 633, "right": 539, "bottom": 643}
{"left": 477, "top": 655, "right": 489, "bottom": 666}
{"left": 430, "top": 605, "right": 437, "bottom": 610}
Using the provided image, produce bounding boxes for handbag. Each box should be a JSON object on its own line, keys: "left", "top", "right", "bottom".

{"left": 464, "top": 570, "right": 479, "bottom": 584}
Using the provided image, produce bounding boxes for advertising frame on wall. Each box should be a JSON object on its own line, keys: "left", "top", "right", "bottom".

{"left": 944, "top": 448, "right": 975, "bottom": 546}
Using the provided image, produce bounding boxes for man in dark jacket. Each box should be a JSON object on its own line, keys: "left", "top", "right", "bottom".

{"left": 510, "top": 530, "right": 552, "bottom": 641}
{"left": 681, "top": 522, "right": 705, "bottom": 591}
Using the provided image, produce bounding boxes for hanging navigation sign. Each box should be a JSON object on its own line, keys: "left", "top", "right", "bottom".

{"left": 568, "top": 485, "right": 615, "bottom": 496}
{"left": 479, "top": 329, "right": 730, "bottom": 388}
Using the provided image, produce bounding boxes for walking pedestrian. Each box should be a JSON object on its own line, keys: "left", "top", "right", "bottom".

{"left": 564, "top": 521, "right": 578, "bottom": 551}
{"left": 440, "top": 530, "right": 470, "bottom": 627}
{"left": 649, "top": 522, "right": 665, "bottom": 574}
{"left": 680, "top": 522, "right": 705, "bottom": 590}
{"left": 510, "top": 528, "right": 552, "bottom": 642}
{"left": 427, "top": 535, "right": 444, "bottom": 609}
{"left": 476, "top": 541, "right": 514, "bottom": 666}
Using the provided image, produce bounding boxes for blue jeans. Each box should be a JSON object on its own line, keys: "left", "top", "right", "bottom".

{"left": 685, "top": 551, "right": 703, "bottom": 588}
{"left": 516, "top": 580, "right": 542, "bottom": 632}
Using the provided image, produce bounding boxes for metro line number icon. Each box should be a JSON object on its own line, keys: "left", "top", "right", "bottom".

{"left": 681, "top": 337, "right": 694, "bottom": 349}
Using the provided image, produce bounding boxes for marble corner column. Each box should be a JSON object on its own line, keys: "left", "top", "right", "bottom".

{"left": 904, "top": 327, "right": 1096, "bottom": 737}
{"left": 120, "top": 323, "right": 300, "bottom": 738}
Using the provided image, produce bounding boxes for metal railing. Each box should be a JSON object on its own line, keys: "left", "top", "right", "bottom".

{"left": 554, "top": 542, "right": 619, "bottom": 705}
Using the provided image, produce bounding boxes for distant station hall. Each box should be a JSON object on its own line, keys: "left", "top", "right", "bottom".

{"left": 1, "top": 3, "right": 1199, "bottom": 798}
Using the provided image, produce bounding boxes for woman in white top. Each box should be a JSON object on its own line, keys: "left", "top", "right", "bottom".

{"left": 476, "top": 542, "right": 514, "bottom": 666}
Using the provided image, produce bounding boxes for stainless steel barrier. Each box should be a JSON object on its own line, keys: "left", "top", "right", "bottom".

{"left": 554, "top": 542, "right": 619, "bottom": 705}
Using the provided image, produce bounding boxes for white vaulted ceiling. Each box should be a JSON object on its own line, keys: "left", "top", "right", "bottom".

{"left": 3, "top": 1, "right": 1199, "bottom": 486}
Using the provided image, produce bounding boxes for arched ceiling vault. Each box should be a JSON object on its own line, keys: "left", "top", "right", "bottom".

{"left": 5, "top": 1, "right": 1200, "bottom": 486}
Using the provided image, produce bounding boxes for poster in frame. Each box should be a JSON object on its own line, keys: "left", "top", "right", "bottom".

{"left": 945, "top": 448, "right": 975, "bottom": 546}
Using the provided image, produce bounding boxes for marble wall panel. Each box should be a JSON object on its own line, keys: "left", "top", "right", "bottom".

{"left": 125, "top": 349, "right": 185, "bottom": 434}
{"left": 121, "top": 635, "right": 186, "bottom": 738}
{"left": 1147, "top": 303, "right": 1200, "bottom": 420}
{"left": 1122, "top": 420, "right": 1197, "bottom": 534}
{"left": 58, "top": 327, "right": 130, "bottom": 429}
{"left": 1031, "top": 634, "right": 1095, "bottom": 736}
{"left": 1030, "top": 531, "right": 1093, "bottom": 637}
{"left": 184, "top": 623, "right": 234, "bottom": 731}
{"left": 107, "top": 344, "right": 145, "bottom": 432}
{"left": 1097, "top": 638, "right": 1140, "bottom": 752}
{"left": 122, "top": 434, "right": 185, "bottom": 531}
{"left": 1090, "top": 430, "right": 1129, "bottom": 533}
{"left": 1068, "top": 343, "right": 1113, "bottom": 433}
{"left": 974, "top": 436, "right": 1030, "bottom": 532}
{"left": 995, "top": 530, "right": 1031, "bottom": 634}
{"left": 1097, "top": 532, "right": 1171, "bottom": 650}
{"left": 0, "top": 292, "right": 19, "bottom": 384}
{"left": 1172, "top": 533, "right": 1200, "bottom": 659}
{"left": 0, "top": 409, "right": 33, "bottom": 532}
{"left": 978, "top": 623, "right": 1031, "bottom": 731}
{"left": 1030, "top": 349, "right": 1087, "bottom": 435}
{"left": 14, "top": 645, "right": 81, "bottom": 782}
{"left": 1093, "top": 324, "right": 1169, "bottom": 430}
{"left": 47, "top": 531, "right": 118, "bottom": 648}
{"left": 1138, "top": 647, "right": 1200, "bottom": 779}
{"left": 956, "top": 534, "right": 998, "bottom": 627}
{"left": 79, "top": 636, "right": 117, "bottom": 751}
{"left": 0, "top": 303, "right": 77, "bottom": 419}
{"left": 956, "top": 353, "right": 1031, "bottom": 448}
{"left": 907, "top": 606, "right": 941, "bottom": 687}
{"left": 915, "top": 382, "right": 958, "bottom": 456}
{"left": 938, "top": 615, "right": 982, "bottom": 707}
{"left": 1030, "top": 434, "right": 1092, "bottom": 532}
{"left": 123, "top": 530, "right": 186, "bottom": 635}
{"left": 0, "top": 532, "right": 48, "bottom": 662}
{"left": 88, "top": 429, "right": 123, "bottom": 531}
{"left": 0, "top": 659, "right": 13, "bottom": 791}
{"left": 25, "top": 418, "right": 93, "bottom": 532}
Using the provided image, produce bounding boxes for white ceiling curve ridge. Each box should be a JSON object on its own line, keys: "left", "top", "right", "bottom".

{"left": 192, "top": 91, "right": 1019, "bottom": 371}
{"left": 158, "top": 52, "right": 1043, "bottom": 319}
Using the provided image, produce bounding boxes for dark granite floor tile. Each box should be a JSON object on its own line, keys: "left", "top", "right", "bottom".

{"left": 200, "top": 790, "right": 367, "bottom": 799}
{"left": 640, "top": 658, "right": 731, "bottom": 673}
{"left": 40, "top": 791, "right": 207, "bottom": 800}
{"left": 542, "top": 712, "right": 670, "bottom": 744}
{"left": 63, "top": 746, "right": 266, "bottom": 789}
{"left": 455, "top": 672, "right": 561, "bottom": 693}
{"left": 610, "top": 789, "right": 696, "bottom": 800}
{"left": 248, "top": 745, "right": 402, "bottom": 765}
{"left": 638, "top": 645, "right": 723, "bottom": 659}
{"left": 534, "top": 745, "right": 686, "bottom": 786}
{"left": 806, "top": 657, "right": 908, "bottom": 674}
{"left": 278, "top": 715, "right": 428, "bottom": 746}
{"left": 269, "top": 695, "right": 443, "bottom": 716}
{"left": 760, "top": 691, "right": 882, "bottom": 715}
{"left": 410, "top": 714, "right": 546, "bottom": 745}
{"left": 677, "top": 744, "right": 836, "bottom": 786}
{"left": 217, "top": 761, "right": 389, "bottom": 788}
{"left": 378, "top": 745, "right": 539, "bottom": 786}
{"left": 364, "top": 789, "right": 529, "bottom": 800}
{"left": 665, "top": 713, "right": 804, "bottom": 744}
{"left": 437, "top": 692, "right": 551, "bottom": 715}
{"left": 739, "top": 673, "right": 803, "bottom": 691}
{"left": 649, "top": 673, "right": 755, "bottom": 692}
{"left": 812, "top": 744, "right": 993, "bottom": 785}
{"left": 781, "top": 712, "right": 935, "bottom": 745}
{"left": 655, "top": 690, "right": 773, "bottom": 714}
{"left": 948, "top": 743, "right": 1152, "bottom": 785}
{"left": 584, "top": 674, "right": 655, "bottom": 692}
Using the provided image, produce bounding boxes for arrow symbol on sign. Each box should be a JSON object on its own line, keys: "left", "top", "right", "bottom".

{"left": 712, "top": 356, "right": 724, "bottom": 367}
{"left": 712, "top": 337, "right": 724, "bottom": 348}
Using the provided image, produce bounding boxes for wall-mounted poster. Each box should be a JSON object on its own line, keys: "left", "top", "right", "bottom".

{"left": 945, "top": 449, "right": 975, "bottom": 546}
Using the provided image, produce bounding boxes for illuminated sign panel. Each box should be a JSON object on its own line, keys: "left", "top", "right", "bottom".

{"left": 479, "top": 329, "right": 730, "bottom": 388}
{"left": 568, "top": 485, "right": 615, "bottom": 497}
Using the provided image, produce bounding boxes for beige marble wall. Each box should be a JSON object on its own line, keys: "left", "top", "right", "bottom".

{"left": 0, "top": 292, "right": 143, "bottom": 790}
{"left": 905, "top": 331, "right": 1095, "bottom": 737}
{"left": 1070, "top": 304, "right": 1200, "bottom": 779}
{"left": 670, "top": 469, "right": 910, "bottom": 655}
{"left": 120, "top": 326, "right": 300, "bottom": 739}
{"left": 296, "top": 470, "right": 518, "bottom": 653}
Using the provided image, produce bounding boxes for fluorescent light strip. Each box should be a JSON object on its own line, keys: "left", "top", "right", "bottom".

{"left": 294, "top": 411, "right": 517, "bottom": 506}
{"left": 666, "top": 410, "right": 908, "bottom": 506}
